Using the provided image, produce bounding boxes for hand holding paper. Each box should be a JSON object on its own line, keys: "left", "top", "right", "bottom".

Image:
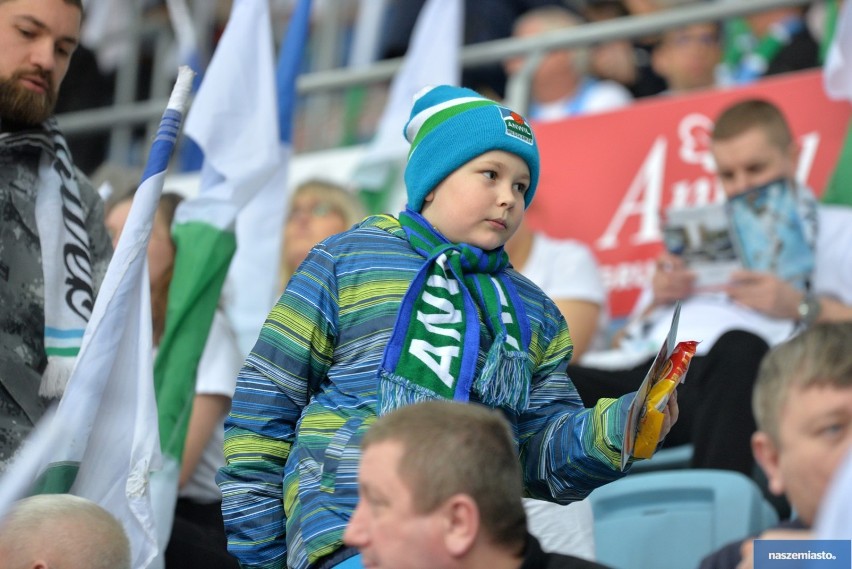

{"left": 726, "top": 270, "right": 803, "bottom": 319}
{"left": 633, "top": 340, "right": 696, "bottom": 459}
{"left": 621, "top": 302, "right": 698, "bottom": 469}
{"left": 651, "top": 252, "right": 696, "bottom": 306}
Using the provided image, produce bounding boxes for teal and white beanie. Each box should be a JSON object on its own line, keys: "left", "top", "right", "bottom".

{"left": 403, "top": 85, "right": 540, "bottom": 212}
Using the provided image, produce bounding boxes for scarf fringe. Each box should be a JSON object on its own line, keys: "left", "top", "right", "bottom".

{"left": 475, "top": 342, "right": 531, "bottom": 411}
{"left": 378, "top": 370, "right": 440, "bottom": 416}
{"left": 39, "top": 356, "right": 74, "bottom": 398}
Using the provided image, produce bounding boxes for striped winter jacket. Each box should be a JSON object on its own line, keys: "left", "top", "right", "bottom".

{"left": 218, "top": 215, "right": 632, "bottom": 569}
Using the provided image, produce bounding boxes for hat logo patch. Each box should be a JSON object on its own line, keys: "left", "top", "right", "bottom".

{"left": 499, "top": 107, "right": 534, "bottom": 146}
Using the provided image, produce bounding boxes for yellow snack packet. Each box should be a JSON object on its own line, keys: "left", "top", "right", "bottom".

{"left": 633, "top": 340, "right": 698, "bottom": 459}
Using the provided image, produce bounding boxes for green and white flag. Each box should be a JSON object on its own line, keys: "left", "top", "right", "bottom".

{"left": 152, "top": 0, "right": 299, "bottom": 516}
{"left": 823, "top": 0, "right": 852, "bottom": 206}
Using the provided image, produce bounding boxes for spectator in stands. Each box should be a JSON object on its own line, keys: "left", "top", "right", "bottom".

{"left": 0, "top": 494, "right": 131, "bottom": 569}
{"left": 698, "top": 322, "right": 852, "bottom": 569}
{"left": 651, "top": 20, "right": 723, "bottom": 93}
{"left": 106, "top": 192, "right": 241, "bottom": 569}
{"left": 504, "top": 5, "right": 633, "bottom": 121}
{"left": 344, "top": 399, "right": 612, "bottom": 569}
{"left": 719, "top": 6, "right": 819, "bottom": 85}
{"left": 218, "top": 84, "right": 678, "bottom": 569}
{"left": 805, "top": 0, "right": 845, "bottom": 64}
{"left": 378, "top": 0, "right": 572, "bottom": 99}
{"left": 0, "top": 0, "right": 113, "bottom": 471}
{"left": 280, "top": 179, "right": 366, "bottom": 291}
{"left": 582, "top": 0, "right": 667, "bottom": 98}
{"left": 570, "top": 99, "right": 852, "bottom": 478}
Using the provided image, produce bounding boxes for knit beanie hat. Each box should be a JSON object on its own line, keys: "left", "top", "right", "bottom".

{"left": 403, "top": 85, "right": 540, "bottom": 212}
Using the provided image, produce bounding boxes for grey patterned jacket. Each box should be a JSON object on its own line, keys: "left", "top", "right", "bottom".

{"left": 0, "top": 132, "right": 112, "bottom": 470}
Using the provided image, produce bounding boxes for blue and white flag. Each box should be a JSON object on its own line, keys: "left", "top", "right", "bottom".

{"left": 166, "top": 0, "right": 211, "bottom": 172}
{"left": 349, "top": 0, "right": 388, "bottom": 68}
{"left": 0, "top": 67, "right": 195, "bottom": 569}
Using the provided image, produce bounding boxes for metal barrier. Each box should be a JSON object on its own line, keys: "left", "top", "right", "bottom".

{"left": 56, "top": 0, "right": 817, "bottom": 162}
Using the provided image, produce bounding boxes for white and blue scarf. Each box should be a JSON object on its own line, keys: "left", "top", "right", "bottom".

{"left": 1, "top": 118, "right": 94, "bottom": 397}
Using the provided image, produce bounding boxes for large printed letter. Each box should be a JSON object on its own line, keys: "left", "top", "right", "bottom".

{"left": 416, "top": 291, "right": 462, "bottom": 339}
{"left": 409, "top": 340, "right": 459, "bottom": 388}
{"left": 596, "top": 137, "right": 667, "bottom": 250}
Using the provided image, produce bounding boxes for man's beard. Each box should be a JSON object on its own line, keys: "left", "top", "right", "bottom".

{"left": 0, "top": 70, "right": 56, "bottom": 126}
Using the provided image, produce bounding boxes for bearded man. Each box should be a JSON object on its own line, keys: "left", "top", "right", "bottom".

{"left": 0, "top": 0, "right": 112, "bottom": 470}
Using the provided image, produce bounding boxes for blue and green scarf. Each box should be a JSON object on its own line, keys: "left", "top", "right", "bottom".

{"left": 378, "top": 210, "right": 532, "bottom": 414}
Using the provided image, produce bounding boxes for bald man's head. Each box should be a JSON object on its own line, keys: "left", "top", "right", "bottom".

{"left": 0, "top": 494, "right": 130, "bottom": 569}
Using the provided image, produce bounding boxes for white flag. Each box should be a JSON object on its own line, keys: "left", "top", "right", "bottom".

{"left": 353, "top": 0, "right": 463, "bottom": 211}
{"left": 0, "top": 68, "right": 195, "bottom": 569}
{"left": 824, "top": 0, "right": 852, "bottom": 101}
{"left": 80, "top": 0, "right": 134, "bottom": 72}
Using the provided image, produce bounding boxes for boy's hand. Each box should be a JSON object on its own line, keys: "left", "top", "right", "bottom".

{"left": 659, "top": 387, "right": 679, "bottom": 441}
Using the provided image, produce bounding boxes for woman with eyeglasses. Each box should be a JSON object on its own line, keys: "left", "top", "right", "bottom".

{"left": 280, "top": 179, "right": 367, "bottom": 291}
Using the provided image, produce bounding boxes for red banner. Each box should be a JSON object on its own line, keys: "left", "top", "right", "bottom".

{"left": 528, "top": 69, "right": 852, "bottom": 318}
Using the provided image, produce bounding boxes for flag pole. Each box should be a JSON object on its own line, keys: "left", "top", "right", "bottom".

{"left": 0, "top": 65, "right": 195, "bottom": 569}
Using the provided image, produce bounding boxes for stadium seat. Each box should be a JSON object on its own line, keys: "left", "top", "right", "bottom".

{"left": 587, "top": 469, "right": 779, "bottom": 569}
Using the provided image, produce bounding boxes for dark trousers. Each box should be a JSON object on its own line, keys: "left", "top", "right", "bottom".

{"left": 165, "top": 498, "right": 240, "bottom": 569}
{"left": 568, "top": 330, "right": 770, "bottom": 476}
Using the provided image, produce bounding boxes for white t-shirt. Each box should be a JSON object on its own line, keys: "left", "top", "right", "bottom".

{"left": 524, "top": 498, "right": 596, "bottom": 561}
{"left": 178, "top": 310, "right": 243, "bottom": 503}
{"left": 520, "top": 233, "right": 610, "bottom": 351}
{"left": 530, "top": 78, "right": 632, "bottom": 122}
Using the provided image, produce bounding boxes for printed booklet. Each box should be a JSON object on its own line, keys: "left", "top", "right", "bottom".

{"left": 662, "top": 178, "right": 814, "bottom": 291}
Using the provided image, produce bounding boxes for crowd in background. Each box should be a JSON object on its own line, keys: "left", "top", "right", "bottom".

{"left": 2, "top": 1, "right": 851, "bottom": 568}
{"left": 61, "top": 0, "right": 835, "bottom": 175}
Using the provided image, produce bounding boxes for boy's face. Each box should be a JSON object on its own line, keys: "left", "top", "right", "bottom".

{"left": 0, "top": 0, "right": 80, "bottom": 125}
{"left": 344, "top": 440, "right": 449, "bottom": 569}
{"left": 710, "top": 126, "right": 797, "bottom": 198}
{"left": 420, "top": 150, "right": 530, "bottom": 251}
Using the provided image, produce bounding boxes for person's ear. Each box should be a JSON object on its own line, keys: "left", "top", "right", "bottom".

{"left": 442, "top": 494, "right": 480, "bottom": 558}
{"left": 650, "top": 42, "right": 670, "bottom": 78}
{"left": 752, "top": 431, "right": 785, "bottom": 496}
{"left": 787, "top": 140, "right": 801, "bottom": 176}
{"left": 423, "top": 190, "right": 435, "bottom": 204}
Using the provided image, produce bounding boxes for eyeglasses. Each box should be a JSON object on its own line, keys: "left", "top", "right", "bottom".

{"left": 287, "top": 202, "right": 342, "bottom": 221}
{"left": 666, "top": 31, "right": 720, "bottom": 48}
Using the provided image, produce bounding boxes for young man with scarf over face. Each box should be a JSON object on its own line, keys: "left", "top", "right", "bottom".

{"left": 0, "top": 0, "right": 112, "bottom": 470}
{"left": 218, "top": 84, "right": 678, "bottom": 569}
{"left": 569, "top": 99, "right": 852, "bottom": 480}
